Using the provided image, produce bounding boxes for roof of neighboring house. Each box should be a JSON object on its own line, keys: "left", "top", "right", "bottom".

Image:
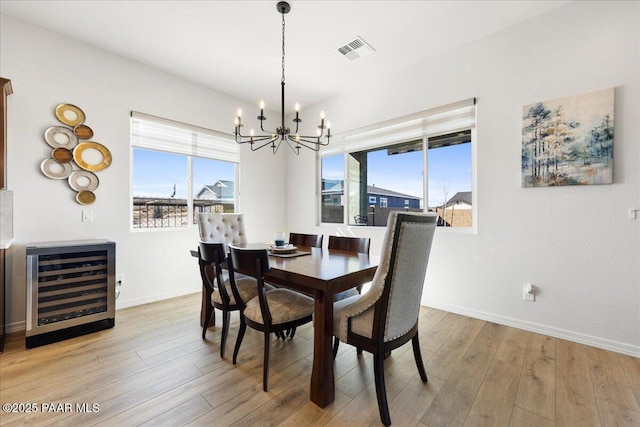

{"left": 320, "top": 179, "right": 421, "bottom": 200}
{"left": 446, "top": 191, "right": 472, "bottom": 207}
{"left": 367, "top": 185, "right": 420, "bottom": 200}
{"left": 196, "top": 180, "right": 234, "bottom": 199}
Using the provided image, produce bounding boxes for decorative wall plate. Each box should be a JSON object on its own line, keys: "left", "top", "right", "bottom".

{"left": 55, "top": 103, "right": 85, "bottom": 126}
{"left": 68, "top": 170, "right": 99, "bottom": 192}
{"left": 73, "top": 141, "right": 112, "bottom": 172}
{"left": 73, "top": 124, "right": 94, "bottom": 139}
{"left": 44, "top": 126, "right": 78, "bottom": 149}
{"left": 76, "top": 190, "right": 96, "bottom": 205}
{"left": 52, "top": 147, "right": 73, "bottom": 163}
{"left": 40, "top": 158, "right": 73, "bottom": 179}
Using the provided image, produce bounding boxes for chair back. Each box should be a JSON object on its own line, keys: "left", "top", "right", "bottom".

{"left": 328, "top": 235, "right": 370, "bottom": 255}
{"left": 197, "top": 213, "right": 247, "bottom": 248}
{"left": 289, "top": 232, "right": 323, "bottom": 248}
{"left": 198, "top": 241, "right": 232, "bottom": 304}
{"left": 370, "top": 212, "right": 437, "bottom": 342}
{"left": 228, "top": 246, "right": 272, "bottom": 324}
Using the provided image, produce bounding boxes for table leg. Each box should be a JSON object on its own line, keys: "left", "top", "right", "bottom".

{"left": 310, "top": 289, "right": 335, "bottom": 407}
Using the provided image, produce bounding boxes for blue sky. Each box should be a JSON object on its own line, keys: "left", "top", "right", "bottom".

{"left": 322, "top": 143, "right": 471, "bottom": 207}
{"left": 132, "top": 149, "right": 235, "bottom": 198}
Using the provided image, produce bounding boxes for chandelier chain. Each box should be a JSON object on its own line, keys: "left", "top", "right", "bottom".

{"left": 281, "top": 12, "right": 286, "bottom": 84}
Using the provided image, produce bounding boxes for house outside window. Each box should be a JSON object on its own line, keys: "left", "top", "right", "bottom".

{"left": 131, "top": 112, "right": 238, "bottom": 229}
{"left": 319, "top": 98, "right": 475, "bottom": 229}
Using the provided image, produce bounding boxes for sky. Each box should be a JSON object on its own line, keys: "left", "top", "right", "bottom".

{"left": 322, "top": 142, "right": 471, "bottom": 208}
{"left": 134, "top": 141, "right": 471, "bottom": 207}
{"left": 132, "top": 149, "right": 235, "bottom": 198}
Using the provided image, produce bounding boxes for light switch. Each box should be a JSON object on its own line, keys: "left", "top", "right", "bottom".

{"left": 82, "top": 210, "right": 94, "bottom": 222}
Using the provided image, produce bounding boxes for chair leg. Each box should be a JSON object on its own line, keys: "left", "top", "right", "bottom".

{"left": 333, "top": 337, "right": 340, "bottom": 358}
{"left": 202, "top": 304, "right": 213, "bottom": 340}
{"left": 263, "top": 331, "right": 271, "bottom": 391}
{"left": 233, "top": 317, "right": 246, "bottom": 365}
{"left": 220, "top": 310, "right": 230, "bottom": 358}
{"left": 288, "top": 326, "right": 297, "bottom": 339}
{"left": 411, "top": 333, "right": 428, "bottom": 383}
{"left": 211, "top": 306, "right": 216, "bottom": 326}
{"left": 374, "top": 352, "right": 391, "bottom": 426}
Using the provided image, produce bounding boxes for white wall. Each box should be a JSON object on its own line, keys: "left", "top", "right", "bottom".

{"left": 0, "top": 14, "right": 286, "bottom": 330}
{"left": 287, "top": 1, "right": 640, "bottom": 356}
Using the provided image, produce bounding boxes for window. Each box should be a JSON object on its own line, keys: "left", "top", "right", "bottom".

{"left": 320, "top": 154, "right": 345, "bottom": 223}
{"left": 318, "top": 98, "right": 475, "bottom": 228}
{"left": 131, "top": 112, "right": 238, "bottom": 229}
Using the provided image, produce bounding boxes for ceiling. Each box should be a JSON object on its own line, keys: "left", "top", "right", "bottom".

{"left": 0, "top": 1, "right": 569, "bottom": 113}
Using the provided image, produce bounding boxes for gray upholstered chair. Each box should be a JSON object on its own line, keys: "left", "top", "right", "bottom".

{"left": 196, "top": 213, "right": 252, "bottom": 349}
{"left": 197, "top": 212, "right": 248, "bottom": 248}
{"left": 333, "top": 212, "right": 437, "bottom": 426}
{"left": 198, "top": 241, "right": 273, "bottom": 357}
{"left": 229, "top": 246, "right": 314, "bottom": 391}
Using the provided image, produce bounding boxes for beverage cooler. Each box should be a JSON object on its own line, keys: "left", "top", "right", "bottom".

{"left": 25, "top": 240, "right": 115, "bottom": 348}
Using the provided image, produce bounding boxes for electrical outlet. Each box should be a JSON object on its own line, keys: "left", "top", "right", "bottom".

{"left": 523, "top": 284, "right": 535, "bottom": 302}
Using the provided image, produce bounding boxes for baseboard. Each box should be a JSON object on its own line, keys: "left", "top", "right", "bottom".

{"left": 6, "top": 287, "right": 199, "bottom": 334}
{"left": 114, "top": 287, "right": 199, "bottom": 310}
{"left": 426, "top": 300, "right": 640, "bottom": 358}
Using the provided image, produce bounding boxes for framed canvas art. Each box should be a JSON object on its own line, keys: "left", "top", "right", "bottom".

{"left": 522, "top": 87, "right": 614, "bottom": 187}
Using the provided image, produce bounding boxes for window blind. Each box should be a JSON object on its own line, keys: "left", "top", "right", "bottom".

{"left": 320, "top": 98, "right": 475, "bottom": 157}
{"left": 131, "top": 111, "right": 238, "bottom": 163}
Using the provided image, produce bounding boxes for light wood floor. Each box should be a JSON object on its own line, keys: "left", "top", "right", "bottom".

{"left": 1, "top": 293, "right": 639, "bottom": 426}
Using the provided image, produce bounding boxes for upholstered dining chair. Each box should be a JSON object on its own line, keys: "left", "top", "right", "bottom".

{"left": 288, "top": 232, "right": 323, "bottom": 248}
{"left": 228, "top": 246, "right": 314, "bottom": 392}
{"left": 333, "top": 212, "right": 437, "bottom": 426}
{"left": 196, "top": 213, "right": 249, "bottom": 339}
{"left": 198, "top": 241, "right": 272, "bottom": 357}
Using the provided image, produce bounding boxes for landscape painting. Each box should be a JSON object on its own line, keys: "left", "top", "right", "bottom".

{"left": 522, "top": 88, "right": 614, "bottom": 187}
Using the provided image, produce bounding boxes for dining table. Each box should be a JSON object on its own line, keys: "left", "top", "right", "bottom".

{"left": 194, "top": 243, "right": 378, "bottom": 408}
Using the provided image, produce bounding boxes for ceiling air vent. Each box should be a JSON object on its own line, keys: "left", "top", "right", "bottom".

{"left": 337, "top": 36, "right": 375, "bottom": 62}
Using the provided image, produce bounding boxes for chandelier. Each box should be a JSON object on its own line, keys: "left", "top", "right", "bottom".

{"left": 234, "top": 1, "right": 331, "bottom": 155}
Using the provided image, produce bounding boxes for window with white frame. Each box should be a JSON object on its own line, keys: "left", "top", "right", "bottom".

{"left": 131, "top": 112, "right": 238, "bottom": 229}
{"left": 319, "top": 98, "right": 475, "bottom": 228}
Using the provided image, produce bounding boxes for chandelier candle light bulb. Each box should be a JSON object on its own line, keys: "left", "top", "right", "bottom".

{"left": 233, "top": 1, "right": 331, "bottom": 154}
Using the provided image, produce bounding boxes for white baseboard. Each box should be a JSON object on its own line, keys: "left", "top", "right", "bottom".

{"left": 426, "top": 300, "right": 640, "bottom": 358}
{"left": 5, "top": 287, "right": 200, "bottom": 334}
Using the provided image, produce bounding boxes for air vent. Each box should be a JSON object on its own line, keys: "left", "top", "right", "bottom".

{"left": 337, "top": 36, "right": 375, "bottom": 62}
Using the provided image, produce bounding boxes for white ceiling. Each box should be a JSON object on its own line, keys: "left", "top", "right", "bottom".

{"left": 1, "top": 0, "right": 569, "bottom": 113}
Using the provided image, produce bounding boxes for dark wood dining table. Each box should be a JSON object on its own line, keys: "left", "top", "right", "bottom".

{"left": 194, "top": 243, "right": 378, "bottom": 408}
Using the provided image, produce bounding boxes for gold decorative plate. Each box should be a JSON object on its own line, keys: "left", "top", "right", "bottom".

{"left": 40, "top": 158, "right": 73, "bottom": 179}
{"left": 44, "top": 126, "right": 78, "bottom": 149}
{"left": 55, "top": 104, "right": 85, "bottom": 127}
{"left": 76, "top": 190, "right": 96, "bottom": 205}
{"left": 68, "top": 170, "right": 99, "bottom": 192}
{"left": 73, "top": 124, "right": 94, "bottom": 139}
{"left": 73, "top": 141, "right": 112, "bottom": 172}
{"left": 52, "top": 147, "right": 74, "bottom": 163}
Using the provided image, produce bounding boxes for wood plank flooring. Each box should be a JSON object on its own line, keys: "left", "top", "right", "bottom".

{"left": 1, "top": 293, "right": 639, "bottom": 426}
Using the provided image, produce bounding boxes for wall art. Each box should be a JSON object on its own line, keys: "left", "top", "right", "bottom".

{"left": 522, "top": 87, "right": 613, "bottom": 187}
{"left": 40, "top": 103, "right": 111, "bottom": 204}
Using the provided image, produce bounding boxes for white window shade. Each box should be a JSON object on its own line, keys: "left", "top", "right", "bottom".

{"left": 131, "top": 111, "right": 238, "bottom": 163}
{"left": 320, "top": 98, "right": 475, "bottom": 157}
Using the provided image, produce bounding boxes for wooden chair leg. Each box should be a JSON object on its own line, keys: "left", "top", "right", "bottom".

{"left": 202, "top": 304, "right": 213, "bottom": 340}
{"left": 412, "top": 333, "right": 428, "bottom": 383}
{"left": 233, "top": 317, "right": 246, "bottom": 364}
{"left": 220, "top": 310, "right": 230, "bottom": 358}
{"left": 263, "top": 331, "right": 271, "bottom": 391}
{"left": 357, "top": 347, "right": 363, "bottom": 354}
{"left": 288, "top": 326, "right": 297, "bottom": 339}
{"left": 211, "top": 306, "right": 216, "bottom": 326}
{"left": 333, "top": 337, "right": 340, "bottom": 358}
{"left": 374, "top": 353, "right": 391, "bottom": 426}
